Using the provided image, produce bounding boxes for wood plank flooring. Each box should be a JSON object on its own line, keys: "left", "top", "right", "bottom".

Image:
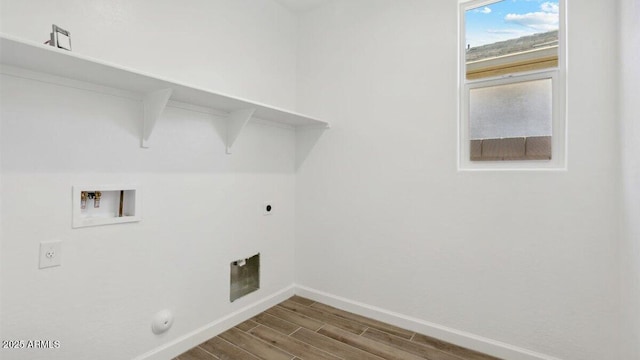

{"left": 173, "top": 296, "right": 501, "bottom": 360}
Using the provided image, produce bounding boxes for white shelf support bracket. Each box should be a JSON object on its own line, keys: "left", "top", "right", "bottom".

{"left": 142, "top": 88, "right": 173, "bottom": 148}
{"left": 226, "top": 108, "right": 255, "bottom": 154}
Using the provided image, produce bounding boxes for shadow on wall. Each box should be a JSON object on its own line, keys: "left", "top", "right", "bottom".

{"left": 0, "top": 76, "right": 300, "bottom": 174}
{"left": 296, "top": 127, "right": 327, "bottom": 169}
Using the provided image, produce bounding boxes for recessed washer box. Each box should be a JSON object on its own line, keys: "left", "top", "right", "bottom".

{"left": 72, "top": 185, "right": 140, "bottom": 228}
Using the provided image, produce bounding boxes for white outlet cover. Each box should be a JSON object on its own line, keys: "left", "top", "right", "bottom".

{"left": 39, "top": 240, "right": 62, "bottom": 269}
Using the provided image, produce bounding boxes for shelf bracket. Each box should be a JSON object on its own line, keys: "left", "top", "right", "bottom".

{"left": 142, "top": 88, "right": 173, "bottom": 148}
{"left": 226, "top": 108, "right": 255, "bottom": 154}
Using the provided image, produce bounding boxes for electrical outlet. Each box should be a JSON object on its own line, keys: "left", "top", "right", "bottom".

{"left": 263, "top": 202, "right": 273, "bottom": 215}
{"left": 39, "top": 240, "right": 62, "bottom": 269}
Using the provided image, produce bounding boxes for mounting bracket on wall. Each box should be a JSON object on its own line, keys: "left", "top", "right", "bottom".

{"left": 226, "top": 108, "right": 256, "bottom": 154}
{"left": 142, "top": 88, "right": 173, "bottom": 148}
{"left": 140, "top": 93, "right": 258, "bottom": 154}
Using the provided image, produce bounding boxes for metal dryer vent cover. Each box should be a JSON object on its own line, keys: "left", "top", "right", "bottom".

{"left": 230, "top": 253, "right": 260, "bottom": 302}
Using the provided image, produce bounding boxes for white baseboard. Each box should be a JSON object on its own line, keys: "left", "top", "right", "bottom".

{"left": 133, "top": 284, "right": 561, "bottom": 360}
{"left": 294, "top": 284, "right": 562, "bottom": 360}
{"left": 133, "top": 285, "right": 295, "bottom": 360}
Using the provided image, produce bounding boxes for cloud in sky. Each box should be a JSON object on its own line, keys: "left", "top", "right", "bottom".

{"left": 505, "top": 2, "right": 559, "bottom": 32}
{"left": 541, "top": 2, "right": 559, "bottom": 13}
{"left": 466, "top": 0, "right": 559, "bottom": 47}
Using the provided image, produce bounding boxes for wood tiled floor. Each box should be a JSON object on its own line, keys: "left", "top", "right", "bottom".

{"left": 173, "top": 296, "right": 501, "bottom": 360}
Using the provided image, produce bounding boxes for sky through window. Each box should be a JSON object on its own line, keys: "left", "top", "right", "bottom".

{"left": 466, "top": 0, "right": 559, "bottom": 48}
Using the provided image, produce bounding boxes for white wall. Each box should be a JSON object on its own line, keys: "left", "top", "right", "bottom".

{"left": 1, "top": 1, "right": 632, "bottom": 359}
{"left": 619, "top": 0, "right": 640, "bottom": 358}
{"left": 0, "top": 1, "right": 299, "bottom": 359}
{"left": 294, "top": 1, "right": 621, "bottom": 359}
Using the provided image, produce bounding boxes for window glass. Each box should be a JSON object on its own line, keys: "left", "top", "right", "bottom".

{"left": 465, "top": 0, "right": 559, "bottom": 80}
{"left": 462, "top": 0, "right": 561, "bottom": 164}
{"left": 469, "top": 78, "right": 552, "bottom": 140}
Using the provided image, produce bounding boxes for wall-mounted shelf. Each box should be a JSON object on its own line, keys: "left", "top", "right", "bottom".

{"left": 0, "top": 34, "right": 329, "bottom": 153}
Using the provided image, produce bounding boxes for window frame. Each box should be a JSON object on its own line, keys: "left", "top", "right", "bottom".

{"left": 458, "top": 0, "right": 567, "bottom": 171}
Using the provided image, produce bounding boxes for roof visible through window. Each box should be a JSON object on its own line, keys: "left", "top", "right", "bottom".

{"left": 465, "top": 0, "right": 559, "bottom": 79}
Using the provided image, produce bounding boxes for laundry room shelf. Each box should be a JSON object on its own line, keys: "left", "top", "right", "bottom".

{"left": 0, "top": 34, "right": 329, "bottom": 153}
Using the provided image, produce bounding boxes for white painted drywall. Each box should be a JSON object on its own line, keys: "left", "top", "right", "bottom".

{"left": 619, "top": 0, "right": 640, "bottom": 358}
{"left": 0, "top": 1, "right": 298, "bottom": 359}
{"left": 294, "top": 1, "right": 621, "bottom": 359}
{"left": 273, "top": 0, "right": 330, "bottom": 13}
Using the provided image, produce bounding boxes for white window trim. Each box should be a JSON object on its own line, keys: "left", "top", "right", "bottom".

{"left": 457, "top": 0, "right": 567, "bottom": 171}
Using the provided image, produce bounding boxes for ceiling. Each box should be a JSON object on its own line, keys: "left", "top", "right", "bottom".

{"left": 273, "top": 0, "right": 330, "bottom": 13}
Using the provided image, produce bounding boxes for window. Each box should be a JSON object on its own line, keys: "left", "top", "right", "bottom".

{"left": 459, "top": 0, "right": 565, "bottom": 169}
